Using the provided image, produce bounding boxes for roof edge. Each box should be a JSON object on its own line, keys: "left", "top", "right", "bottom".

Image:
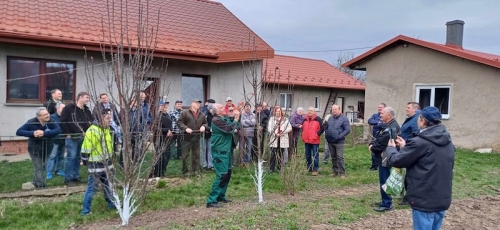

{"left": 342, "top": 35, "right": 500, "bottom": 70}
{"left": 0, "top": 34, "right": 275, "bottom": 63}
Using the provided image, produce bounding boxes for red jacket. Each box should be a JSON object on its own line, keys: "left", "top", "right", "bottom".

{"left": 301, "top": 114, "right": 324, "bottom": 144}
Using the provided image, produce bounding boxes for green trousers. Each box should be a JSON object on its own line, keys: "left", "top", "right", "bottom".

{"left": 207, "top": 149, "right": 232, "bottom": 204}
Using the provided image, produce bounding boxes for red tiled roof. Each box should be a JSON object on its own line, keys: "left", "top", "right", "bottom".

{"left": 343, "top": 35, "right": 500, "bottom": 69}
{"left": 263, "top": 55, "right": 365, "bottom": 90}
{"left": 0, "top": 0, "right": 274, "bottom": 62}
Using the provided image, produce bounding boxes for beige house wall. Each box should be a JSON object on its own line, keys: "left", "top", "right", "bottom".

{"left": 359, "top": 43, "right": 500, "bottom": 149}
{"left": 263, "top": 86, "right": 365, "bottom": 119}
{"left": 0, "top": 43, "right": 258, "bottom": 139}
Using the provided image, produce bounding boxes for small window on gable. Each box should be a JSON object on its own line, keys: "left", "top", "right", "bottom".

{"left": 314, "top": 96, "right": 320, "bottom": 110}
{"left": 416, "top": 85, "right": 451, "bottom": 119}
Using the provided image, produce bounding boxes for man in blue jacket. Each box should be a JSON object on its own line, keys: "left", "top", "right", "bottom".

{"left": 46, "top": 103, "right": 66, "bottom": 179}
{"left": 400, "top": 102, "right": 421, "bottom": 141}
{"left": 367, "top": 103, "right": 386, "bottom": 171}
{"left": 387, "top": 106, "right": 455, "bottom": 230}
{"left": 16, "top": 107, "right": 62, "bottom": 188}
{"left": 398, "top": 101, "right": 421, "bottom": 206}
{"left": 324, "top": 105, "right": 350, "bottom": 178}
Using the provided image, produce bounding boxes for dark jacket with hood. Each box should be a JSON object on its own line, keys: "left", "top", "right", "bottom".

{"left": 370, "top": 119, "right": 400, "bottom": 167}
{"left": 387, "top": 124, "right": 455, "bottom": 212}
{"left": 60, "top": 102, "right": 94, "bottom": 136}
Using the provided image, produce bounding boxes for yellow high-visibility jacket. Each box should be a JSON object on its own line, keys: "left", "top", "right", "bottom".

{"left": 81, "top": 124, "right": 114, "bottom": 173}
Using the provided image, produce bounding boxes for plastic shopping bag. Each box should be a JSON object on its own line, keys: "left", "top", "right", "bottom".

{"left": 381, "top": 167, "right": 406, "bottom": 198}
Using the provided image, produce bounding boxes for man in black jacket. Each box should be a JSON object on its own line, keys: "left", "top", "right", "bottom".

{"left": 151, "top": 100, "right": 173, "bottom": 177}
{"left": 252, "top": 103, "right": 269, "bottom": 160}
{"left": 60, "top": 92, "right": 94, "bottom": 186}
{"left": 369, "top": 106, "right": 400, "bottom": 212}
{"left": 387, "top": 106, "right": 455, "bottom": 230}
{"left": 43, "top": 89, "right": 64, "bottom": 115}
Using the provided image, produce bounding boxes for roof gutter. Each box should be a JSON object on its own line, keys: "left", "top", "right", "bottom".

{"left": 0, "top": 32, "right": 223, "bottom": 62}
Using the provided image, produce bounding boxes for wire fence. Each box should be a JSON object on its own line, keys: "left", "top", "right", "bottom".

{"left": 0, "top": 123, "right": 372, "bottom": 194}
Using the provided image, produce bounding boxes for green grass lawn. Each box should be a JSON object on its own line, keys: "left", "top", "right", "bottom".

{"left": 1, "top": 141, "right": 500, "bottom": 229}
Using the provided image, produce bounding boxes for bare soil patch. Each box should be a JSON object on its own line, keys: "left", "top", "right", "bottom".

{"left": 79, "top": 184, "right": 376, "bottom": 229}
{"left": 328, "top": 196, "right": 500, "bottom": 230}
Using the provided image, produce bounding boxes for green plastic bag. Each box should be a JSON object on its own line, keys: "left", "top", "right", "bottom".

{"left": 382, "top": 167, "right": 406, "bottom": 198}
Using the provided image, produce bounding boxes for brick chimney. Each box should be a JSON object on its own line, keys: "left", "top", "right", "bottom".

{"left": 445, "top": 20, "right": 464, "bottom": 48}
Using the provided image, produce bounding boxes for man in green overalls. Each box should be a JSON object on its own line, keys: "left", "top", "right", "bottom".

{"left": 206, "top": 103, "right": 240, "bottom": 208}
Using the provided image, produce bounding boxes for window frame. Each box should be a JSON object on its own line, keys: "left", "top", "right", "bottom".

{"left": 280, "top": 93, "right": 293, "bottom": 110}
{"left": 314, "top": 96, "right": 321, "bottom": 111}
{"left": 6, "top": 56, "right": 77, "bottom": 104}
{"left": 180, "top": 74, "right": 209, "bottom": 109}
{"left": 415, "top": 85, "right": 452, "bottom": 119}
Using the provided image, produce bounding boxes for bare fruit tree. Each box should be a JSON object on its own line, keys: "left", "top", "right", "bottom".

{"left": 239, "top": 44, "right": 302, "bottom": 202}
{"left": 83, "top": 0, "right": 170, "bottom": 225}
{"left": 334, "top": 52, "right": 366, "bottom": 83}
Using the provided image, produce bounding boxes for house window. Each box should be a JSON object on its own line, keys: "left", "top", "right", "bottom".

{"left": 181, "top": 75, "right": 207, "bottom": 107}
{"left": 7, "top": 57, "right": 76, "bottom": 103}
{"left": 314, "top": 96, "right": 320, "bottom": 110}
{"left": 280, "top": 93, "right": 292, "bottom": 110}
{"left": 416, "top": 85, "right": 451, "bottom": 119}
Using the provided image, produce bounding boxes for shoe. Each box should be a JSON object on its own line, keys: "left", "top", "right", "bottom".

{"left": 218, "top": 199, "right": 232, "bottom": 203}
{"left": 372, "top": 202, "right": 382, "bottom": 207}
{"left": 373, "top": 206, "right": 393, "bottom": 212}
{"left": 269, "top": 170, "right": 274, "bottom": 174}
{"left": 56, "top": 170, "right": 66, "bottom": 176}
{"left": 329, "top": 172, "right": 339, "bottom": 177}
{"left": 46, "top": 172, "right": 53, "bottom": 180}
{"left": 312, "top": 171, "right": 318, "bottom": 176}
{"left": 75, "top": 178, "right": 85, "bottom": 183}
{"left": 323, "top": 161, "right": 328, "bottom": 164}
{"left": 399, "top": 200, "right": 409, "bottom": 206}
{"left": 369, "top": 167, "right": 377, "bottom": 171}
{"left": 340, "top": 174, "right": 346, "bottom": 179}
{"left": 206, "top": 202, "right": 223, "bottom": 208}
{"left": 65, "top": 180, "right": 77, "bottom": 187}
{"left": 81, "top": 211, "right": 91, "bottom": 216}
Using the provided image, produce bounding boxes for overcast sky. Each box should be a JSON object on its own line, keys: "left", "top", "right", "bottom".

{"left": 217, "top": 0, "right": 500, "bottom": 64}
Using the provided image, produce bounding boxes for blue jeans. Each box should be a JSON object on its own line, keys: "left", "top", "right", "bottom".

{"left": 46, "top": 143, "right": 65, "bottom": 173}
{"left": 378, "top": 166, "right": 392, "bottom": 207}
{"left": 65, "top": 138, "right": 83, "bottom": 181}
{"left": 202, "top": 138, "right": 213, "bottom": 168}
{"left": 412, "top": 209, "right": 445, "bottom": 230}
{"left": 305, "top": 143, "right": 319, "bottom": 171}
{"left": 81, "top": 172, "right": 115, "bottom": 215}
{"left": 243, "top": 136, "right": 253, "bottom": 162}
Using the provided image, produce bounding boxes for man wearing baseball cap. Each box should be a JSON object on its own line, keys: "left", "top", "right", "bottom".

{"left": 177, "top": 98, "right": 208, "bottom": 175}
{"left": 387, "top": 106, "right": 455, "bottom": 230}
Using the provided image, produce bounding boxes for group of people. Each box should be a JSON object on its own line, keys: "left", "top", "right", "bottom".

{"left": 16, "top": 89, "right": 456, "bottom": 228}
{"left": 367, "top": 102, "right": 455, "bottom": 230}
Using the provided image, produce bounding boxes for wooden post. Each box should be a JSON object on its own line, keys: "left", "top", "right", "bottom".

{"left": 352, "top": 124, "right": 355, "bottom": 148}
